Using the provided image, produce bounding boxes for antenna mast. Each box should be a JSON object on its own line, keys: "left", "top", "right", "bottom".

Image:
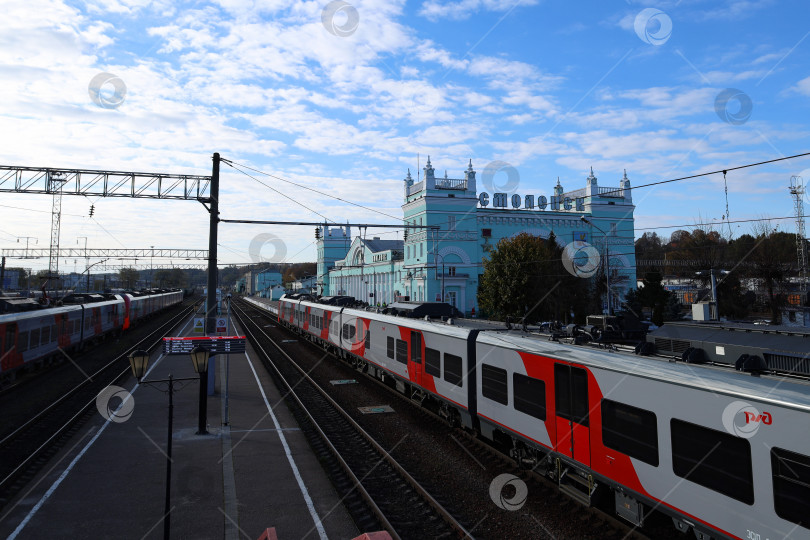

{"left": 789, "top": 175, "right": 807, "bottom": 293}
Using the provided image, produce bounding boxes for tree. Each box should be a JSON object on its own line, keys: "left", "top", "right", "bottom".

{"left": 634, "top": 232, "right": 665, "bottom": 261}
{"left": 478, "top": 232, "right": 590, "bottom": 323}
{"left": 153, "top": 268, "right": 187, "bottom": 287}
{"left": 715, "top": 272, "right": 750, "bottom": 319}
{"left": 119, "top": 267, "right": 139, "bottom": 289}
{"left": 636, "top": 271, "right": 671, "bottom": 326}
{"left": 621, "top": 288, "right": 644, "bottom": 319}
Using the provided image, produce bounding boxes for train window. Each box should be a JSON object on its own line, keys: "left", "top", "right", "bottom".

{"left": 671, "top": 418, "right": 753, "bottom": 505}
{"left": 30, "top": 328, "right": 40, "bottom": 349}
{"left": 443, "top": 354, "right": 463, "bottom": 387}
{"left": 387, "top": 337, "right": 394, "bottom": 359}
{"left": 395, "top": 339, "right": 408, "bottom": 364}
{"left": 482, "top": 364, "right": 508, "bottom": 405}
{"left": 42, "top": 325, "right": 50, "bottom": 344}
{"left": 4, "top": 324, "right": 15, "bottom": 353}
{"left": 19, "top": 331, "right": 29, "bottom": 352}
{"left": 601, "top": 399, "right": 658, "bottom": 466}
{"left": 771, "top": 447, "right": 810, "bottom": 527}
{"left": 513, "top": 373, "right": 546, "bottom": 420}
{"left": 364, "top": 328, "right": 371, "bottom": 349}
{"left": 425, "top": 348, "right": 441, "bottom": 377}
{"left": 342, "top": 324, "right": 348, "bottom": 340}
{"left": 51, "top": 325, "right": 56, "bottom": 342}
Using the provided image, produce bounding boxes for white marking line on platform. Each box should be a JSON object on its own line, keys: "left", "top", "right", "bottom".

{"left": 244, "top": 351, "right": 328, "bottom": 540}
{"left": 228, "top": 428, "right": 301, "bottom": 433}
{"left": 6, "top": 310, "right": 196, "bottom": 539}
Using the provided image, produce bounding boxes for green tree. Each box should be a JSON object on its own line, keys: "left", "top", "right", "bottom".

{"left": 636, "top": 271, "right": 671, "bottom": 326}
{"left": 119, "top": 267, "right": 139, "bottom": 289}
{"left": 153, "top": 268, "right": 187, "bottom": 287}
{"left": 715, "top": 272, "right": 750, "bottom": 319}
{"left": 478, "top": 232, "right": 589, "bottom": 323}
{"left": 620, "top": 288, "right": 644, "bottom": 319}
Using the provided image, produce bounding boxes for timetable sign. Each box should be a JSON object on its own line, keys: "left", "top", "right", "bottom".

{"left": 163, "top": 336, "right": 247, "bottom": 355}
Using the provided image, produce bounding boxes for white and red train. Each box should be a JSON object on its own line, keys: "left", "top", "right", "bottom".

{"left": 266, "top": 295, "right": 810, "bottom": 540}
{"left": 0, "top": 289, "right": 183, "bottom": 378}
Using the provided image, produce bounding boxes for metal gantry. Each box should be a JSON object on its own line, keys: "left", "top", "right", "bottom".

{"left": 0, "top": 248, "right": 209, "bottom": 259}
{"left": 0, "top": 165, "right": 211, "bottom": 200}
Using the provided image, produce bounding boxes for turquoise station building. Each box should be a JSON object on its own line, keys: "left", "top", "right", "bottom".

{"left": 316, "top": 159, "right": 636, "bottom": 316}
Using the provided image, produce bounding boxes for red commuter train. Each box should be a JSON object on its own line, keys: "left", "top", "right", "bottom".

{"left": 268, "top": 295, "right": 810, "bottom": 540}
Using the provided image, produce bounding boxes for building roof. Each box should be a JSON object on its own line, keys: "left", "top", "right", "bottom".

{"left": 361, "top": 238, "right": 403, "bottom": 253}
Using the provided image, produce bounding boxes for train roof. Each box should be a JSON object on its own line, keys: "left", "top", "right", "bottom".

{"left": 0, "top": 304, "right": 83, "bottom": 322}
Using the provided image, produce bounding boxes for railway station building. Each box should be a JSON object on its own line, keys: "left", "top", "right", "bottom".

{"left": 316, "top": 159, "right": 636, "bottom": 316}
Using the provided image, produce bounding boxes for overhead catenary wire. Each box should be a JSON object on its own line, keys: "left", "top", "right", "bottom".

{"left": 222, "top": 159, "right": 401, "bottom": 221}
{"left": 223, "top": 161, "right": 334, "bottom": 223}
{"left": 219, "top": 152, "right": 810, "bottom": 240}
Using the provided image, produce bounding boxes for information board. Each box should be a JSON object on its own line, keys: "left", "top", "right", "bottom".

{"left": 163, "top": 336, "right": 247, "bottom": 356}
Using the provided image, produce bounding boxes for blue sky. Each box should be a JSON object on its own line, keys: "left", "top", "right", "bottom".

{"left": 2, "top": 0, "right": 809, "bottom": 272}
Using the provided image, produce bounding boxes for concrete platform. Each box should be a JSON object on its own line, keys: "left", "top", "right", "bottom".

{"left": 0, "top": 311, "right": 359, "bottom": 540}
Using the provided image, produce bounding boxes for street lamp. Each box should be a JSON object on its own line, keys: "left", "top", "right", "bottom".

{"left": 190, "top": 346, "right": 210, "bottom": 435}
{"left": 128, "top": 348, "right": 209, "bottom": 540}
{"left": 581, "top": 216, "right": 612, "bottom": 315}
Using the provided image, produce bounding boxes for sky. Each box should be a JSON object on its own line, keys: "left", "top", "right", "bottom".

{"left": 1, "top": 0, "right": 810, "bottom": 274}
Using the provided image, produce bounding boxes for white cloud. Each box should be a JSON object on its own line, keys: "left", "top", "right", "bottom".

{"left": 791, "top": 75, "right": 810, "bottom": 96}
{"left": 418, "top": 0, "right": 540, "bottom": 22}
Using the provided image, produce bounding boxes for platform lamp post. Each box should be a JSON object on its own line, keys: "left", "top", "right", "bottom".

{"left": 580, "top": 216, "right": 611, "bottom": 315}
{"left": 190, "top": 346, "right": 210, "bottom": 434}
{"left": 128, "top": 349, "right": 206, "bottom": 540}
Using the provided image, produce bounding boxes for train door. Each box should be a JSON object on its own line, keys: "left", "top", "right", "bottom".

{"left": 553, "top": 363, "right": 590, "bottom": 466}
{"left": 410, "top": 331, "right": 422, "bottom": 386}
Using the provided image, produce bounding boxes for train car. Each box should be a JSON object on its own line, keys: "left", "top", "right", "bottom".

{"left": 273, "top": 295, "right": 810, "bottom": 540}
{"left": 0, "top": 305, "right": 83, "bottom": 373}
{"left": 0, "top": 289, "right": 183, "bottom": 381}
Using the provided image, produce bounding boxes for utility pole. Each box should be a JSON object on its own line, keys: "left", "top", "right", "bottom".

{"left": 205, "top": 153, "right": 220, "bottom": 334}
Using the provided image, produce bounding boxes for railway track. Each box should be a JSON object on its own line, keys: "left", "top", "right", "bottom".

{"left": 231, "top": 299, "right": 470, "bottom": 540}
{"left": 0, "top": 298, "right": 201, "bottom": 510}
{"left": 236, "top": 299, "right": 678, "bottom": 539}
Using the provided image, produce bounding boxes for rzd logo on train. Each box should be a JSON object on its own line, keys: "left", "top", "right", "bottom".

{"left": 744, "top": 411, "right": 772, "bottom": 425}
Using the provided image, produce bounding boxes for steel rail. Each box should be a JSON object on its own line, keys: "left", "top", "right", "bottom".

{"left": 0, "top": 300, "right": 200, "bottom": 492}
{"left": 233, "top": 299, "right": 473, "bottom": 540}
